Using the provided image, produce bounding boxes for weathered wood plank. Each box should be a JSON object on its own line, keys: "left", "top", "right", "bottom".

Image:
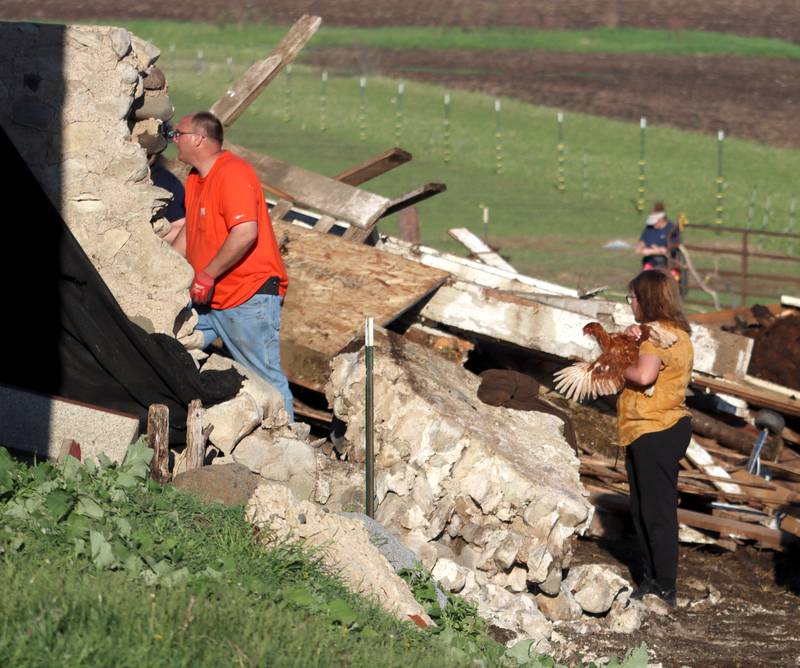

{"left": 278, "top": 222, "right": 449, "bottom": 391}
{"left": 685, "top": 439, "right": 742, "bottom": 496}
{"left": 448, "top": 227, "right": 517, "bottom": 273}
{"left": 334, "top": 147, "right": 412, "bottom": 186}
{"left": 380, "top": 183, "right": 446, "bottom": 218}
{"left": 692, "top": 373, "right": 800, "bottom": 417}
{"left": 227, "top": 143, "right": 391, "bottom": 229}
{"left": 185, "top": 399, "right": 207, "bottom": 472}
{"left": 210, "top": 15, "right": 322, "bottom": 126}
{"left": 147, "top": 404, "right": 170, "bottom": 484}
{"left": 380, "top": 236, "right": 578, "bottom": 297}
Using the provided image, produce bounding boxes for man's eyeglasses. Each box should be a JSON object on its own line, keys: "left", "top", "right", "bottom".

{"left": 625, "top": 294, "right": 636, "bottom": 305}
{"left": 165, "top": 128, "right": 204, "bottom": 141}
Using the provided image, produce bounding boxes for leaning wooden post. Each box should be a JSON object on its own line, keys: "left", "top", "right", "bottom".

{"left": 185, "top": 400, "right": 208, "bottom": 471}
{"left": 364, "top": 317, "right": 375, "bottom": 518}
{"left": 147, "top": 404, "right": 170, "bottom": 484}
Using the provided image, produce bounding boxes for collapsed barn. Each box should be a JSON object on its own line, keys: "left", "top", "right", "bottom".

{"left": 0, "top": 16, "right": 798, "bottom": 654}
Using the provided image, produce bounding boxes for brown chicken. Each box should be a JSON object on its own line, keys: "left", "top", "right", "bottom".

{"left": 553, "top": 321, "right": 677, "bottom": 402}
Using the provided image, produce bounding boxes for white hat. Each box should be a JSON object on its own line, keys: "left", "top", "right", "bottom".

{"left": 646, "top": 212, "right": 665, "bottom": 226}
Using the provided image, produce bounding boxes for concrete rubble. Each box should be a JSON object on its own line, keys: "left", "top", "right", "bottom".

{"left": 1, "top": 20, "right": 768, "bottom": 653}
{"left": 245, "top": 481, "right": 432, "bottom": 625}
{"left": 0, "top": 21, "right": 191, "bottom": 336}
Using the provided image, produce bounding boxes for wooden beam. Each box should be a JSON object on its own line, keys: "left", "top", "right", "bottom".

{"left": 334, "top": 147, "right": 412, "bottom": 186}
{"left": 587, "top": 488, "right": 793, "bottom": 549}
{"left": 692, "top": 373, "right": 800, "bottom": 417}
{"left": 147, "top": 404, "right": 170, "bottom": 484}
{"left": 685, "top": 439, "right": 742, "bottom": 496}
{"left": 380, "top": 183, "right": 446, "bottom": 218}
{"left": 210, "top": 15, "right": 322, "bottom": 126}
{"left": 448, "top": 227, "right": 517, "bottom": 273}
{"left": 227, "top": 142, "right": 391, "bottom": 230}
{"left": 380, "top": 236, "right": 579, "bottom": 297}
{"left": 185, "top": 400, "right": 208, "bottom": 472}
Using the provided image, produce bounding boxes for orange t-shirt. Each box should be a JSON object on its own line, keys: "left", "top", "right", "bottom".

{"left": 185, "top": 151, "right": 288, "bottom": 309}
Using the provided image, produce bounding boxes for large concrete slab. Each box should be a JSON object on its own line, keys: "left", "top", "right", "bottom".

{"left": 0, "top": 384, "right": 139, "bottom": 463}
{"left": 422, "top": 282, "right": 753, "bottom": 378}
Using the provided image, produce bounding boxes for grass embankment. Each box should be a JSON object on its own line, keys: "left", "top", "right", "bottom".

{"left": 120, "top": 21, "right": 800, "bottom": 303}
{"left": 0, "top": 444, "right": 510, "bottom": 667}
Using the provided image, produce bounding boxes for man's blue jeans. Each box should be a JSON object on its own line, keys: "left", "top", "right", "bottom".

{"left": 196, "top": 294, "right": 294, "bottom": 421}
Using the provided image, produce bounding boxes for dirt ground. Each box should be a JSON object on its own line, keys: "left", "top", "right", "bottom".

{"left": 564, "top": 536, "right": 800, "bottom": 667}
{"left": 3, "top": 1, "right": 799, "bottom": 665}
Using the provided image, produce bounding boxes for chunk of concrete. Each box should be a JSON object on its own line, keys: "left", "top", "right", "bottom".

{"left": 564, "top": 564, "right": 631, "bottom": 615}
{"left": 172, "top": 463, "right": 262, "bottom": 507}
{"left": 246, "top": 482, "right": 431, "bottom": 624}
{"left": 0, "top": 384, "right": 138, "bottom": 463}
{"left": 205, "top": 392, "right": 261, "bottom": 454}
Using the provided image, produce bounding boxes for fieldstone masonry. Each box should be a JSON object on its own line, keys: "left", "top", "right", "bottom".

{"left": 0, "top": 21, "right": 191, "bottom": 335}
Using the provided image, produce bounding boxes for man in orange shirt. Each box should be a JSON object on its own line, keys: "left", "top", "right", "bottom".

{"left": 170, "top": 111, "right": 293, "bottom": 421}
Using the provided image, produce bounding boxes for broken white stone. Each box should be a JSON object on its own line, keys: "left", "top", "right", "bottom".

{"left": 431, "top": 558, "right": 468, "bottom": 593}
{"left": 245, "top": 482, "right": 430, "bottom": 624}
{"left": 233, "top": 431, "right": 317, "bottom": 501}
{"left": 564, "top": 564, "right": 630, "bottom": 615}
{"left": 325, "top": 332, "right": 591, "bottom": 601}
{"left": 202, "top": 354, "right": 289, "bottom": 427}
{"left": 0, "top": 22, "right": 192, "bottom": 335}
{"left": 535, "top": 586, "right": 583, "bottom": 622}
{"left": 205, "top": 392, "right": 261, "bottom": 455}
{"left": 606, "top": 596, "right": 644, "bottom": 633}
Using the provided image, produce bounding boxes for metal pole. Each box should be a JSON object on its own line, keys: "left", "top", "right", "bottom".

{"left": 359, "top": 76, "right": 367, "bottom": 142}
{"left": 557, "top": 112, "right": 566, "bottom": 193}
{"left": 443, "top": 93, "right": 452, "bottom": 164}
{"left": 395, "top": 82, "right": 405, "bottom": 146}
{"left": 715, "top": 130, "right": 725, "bottom": 225}
{"left": 494, "top": 99, "right": 503, "bottom": 175}
{"left": 320, "top": 70, "right": 328, "bottom": 132}
{"left": 284, "top": 64, "right": 293, "bottom": 123}
{"left": 482, "top": 205, "right": 489, "bottom": 245}
{"left": 364, "top": 317, "right": 375, "bottom": 518}
{"left": 637, "top": 117, "right": 647, "bottom": 213}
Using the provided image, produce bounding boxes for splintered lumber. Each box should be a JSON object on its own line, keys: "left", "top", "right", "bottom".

{"left": 448, "top": 227, "right": 517, "bottom": 273}
{"left": 334, "top": 147, "right": 412, "bottom": 186}
{"left": 210, "top": 15, "right": 322, "bottom": 126}
{"left": 587, "top": 488, "right": 792, "bottom": 549}
{"left": 228, "top": 143, "right": 391, "bottom": 231}
{"left": 278, "top": 221, "right": 448, "bottom": 391}
{"left": 692, "top": 373, "right": 800, "bottom": 417}
{"left": 147, "top": 404, "right": 170, "bottom": 484}
{"left": 379, "top": 183, "right": 447, "bottom": 219}
{"left": 185, "top": 400, "right": 208, "bottom": 471}
{"left": 685, "top": 439, "right": 742, "bottom": 496}
{"left": 381, "top": 236, "right": 578, "bottom": 296}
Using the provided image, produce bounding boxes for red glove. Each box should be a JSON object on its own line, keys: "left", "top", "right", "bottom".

{"left": 189, "top": 270, "right": 215, "bottom": 305}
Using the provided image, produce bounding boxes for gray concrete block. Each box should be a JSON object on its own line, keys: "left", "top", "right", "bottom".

{"left": 0, "top": 384, "right": 140, "bottom": 463}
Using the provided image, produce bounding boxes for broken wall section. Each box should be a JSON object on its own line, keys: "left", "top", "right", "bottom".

{"left": 0, "top": 22, "right": 191, "bottom": 335}
{"left": 325, "top": 331, "right": 593, "bottom": 599}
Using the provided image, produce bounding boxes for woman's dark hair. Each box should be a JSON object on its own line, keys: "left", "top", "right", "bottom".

{"left": 629, "top": 270, "right": 691, "bottom": 333}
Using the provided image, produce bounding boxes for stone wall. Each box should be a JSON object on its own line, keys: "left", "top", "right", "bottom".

{"left": 0, "top": 21, "right": 191, "bottom": 334}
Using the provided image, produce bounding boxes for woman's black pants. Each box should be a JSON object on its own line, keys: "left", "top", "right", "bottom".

{"left": 625, "top": 416, "right": 692, "bottom": 592}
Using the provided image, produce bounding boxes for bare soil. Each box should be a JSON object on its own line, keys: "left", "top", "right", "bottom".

{"left": 2, "top": 1, "right": 799, "bottom": 665}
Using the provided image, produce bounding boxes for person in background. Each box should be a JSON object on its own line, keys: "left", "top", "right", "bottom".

{"left": 636, "top": 202, "right": 680, "bottom": 279}
{"left": 620, "top": 270, "right": 694, "bottom": 607}
{"left": 170, "top": 111, "right": 294, "bottom": 421}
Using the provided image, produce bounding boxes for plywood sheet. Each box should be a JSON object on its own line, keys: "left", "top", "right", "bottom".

{"left": 278, "top": 222, "right": 448, "bottom": 390}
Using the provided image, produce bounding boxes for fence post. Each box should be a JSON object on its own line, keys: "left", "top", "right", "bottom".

{"left": 637, "top": 117, "right": 647, "bottom": 213}
{"left": 395, "top": 82, "right": 405, "bottom": 146}
{"left": 320, "top": 70, "right": 328, "bottom": 131}
{"left": 359, "top": 76, "right": 367, "bottom": 142}
{"left": 284, "top": 64, "right": 293, "bottom": 122}
{"left": 715, "top": 130, "right": 725, "bottom": 225}
{"left": 443, "top": 93, "right": 452, "bottom": 164}
{"left": 364, "top": 317, "right": 375, "bottom": 518}
{"left": 494, "top": 99, "right": 504, "bottom": 175}
{"left": 556, "top": 112, "right": 566, "bottom": 193}
{"left": 741, "top": 230, "right": 749, "bottom": 305}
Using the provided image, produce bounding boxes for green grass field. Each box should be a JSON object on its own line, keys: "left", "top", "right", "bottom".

{"left": 120, "top": 20, "right": 800, "bottom": 305}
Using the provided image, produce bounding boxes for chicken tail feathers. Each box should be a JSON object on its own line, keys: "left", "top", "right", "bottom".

{"left": 554, "top": 362, "right": 597, "bottom": 402}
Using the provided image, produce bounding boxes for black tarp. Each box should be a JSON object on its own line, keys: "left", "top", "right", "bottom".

{"left": 0, "top": 124, "right": 241, "bottom": 444}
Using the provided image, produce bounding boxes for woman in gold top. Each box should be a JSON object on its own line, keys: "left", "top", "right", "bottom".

{"left": 619, "top": 270, "right": 693, "bottom": 607}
